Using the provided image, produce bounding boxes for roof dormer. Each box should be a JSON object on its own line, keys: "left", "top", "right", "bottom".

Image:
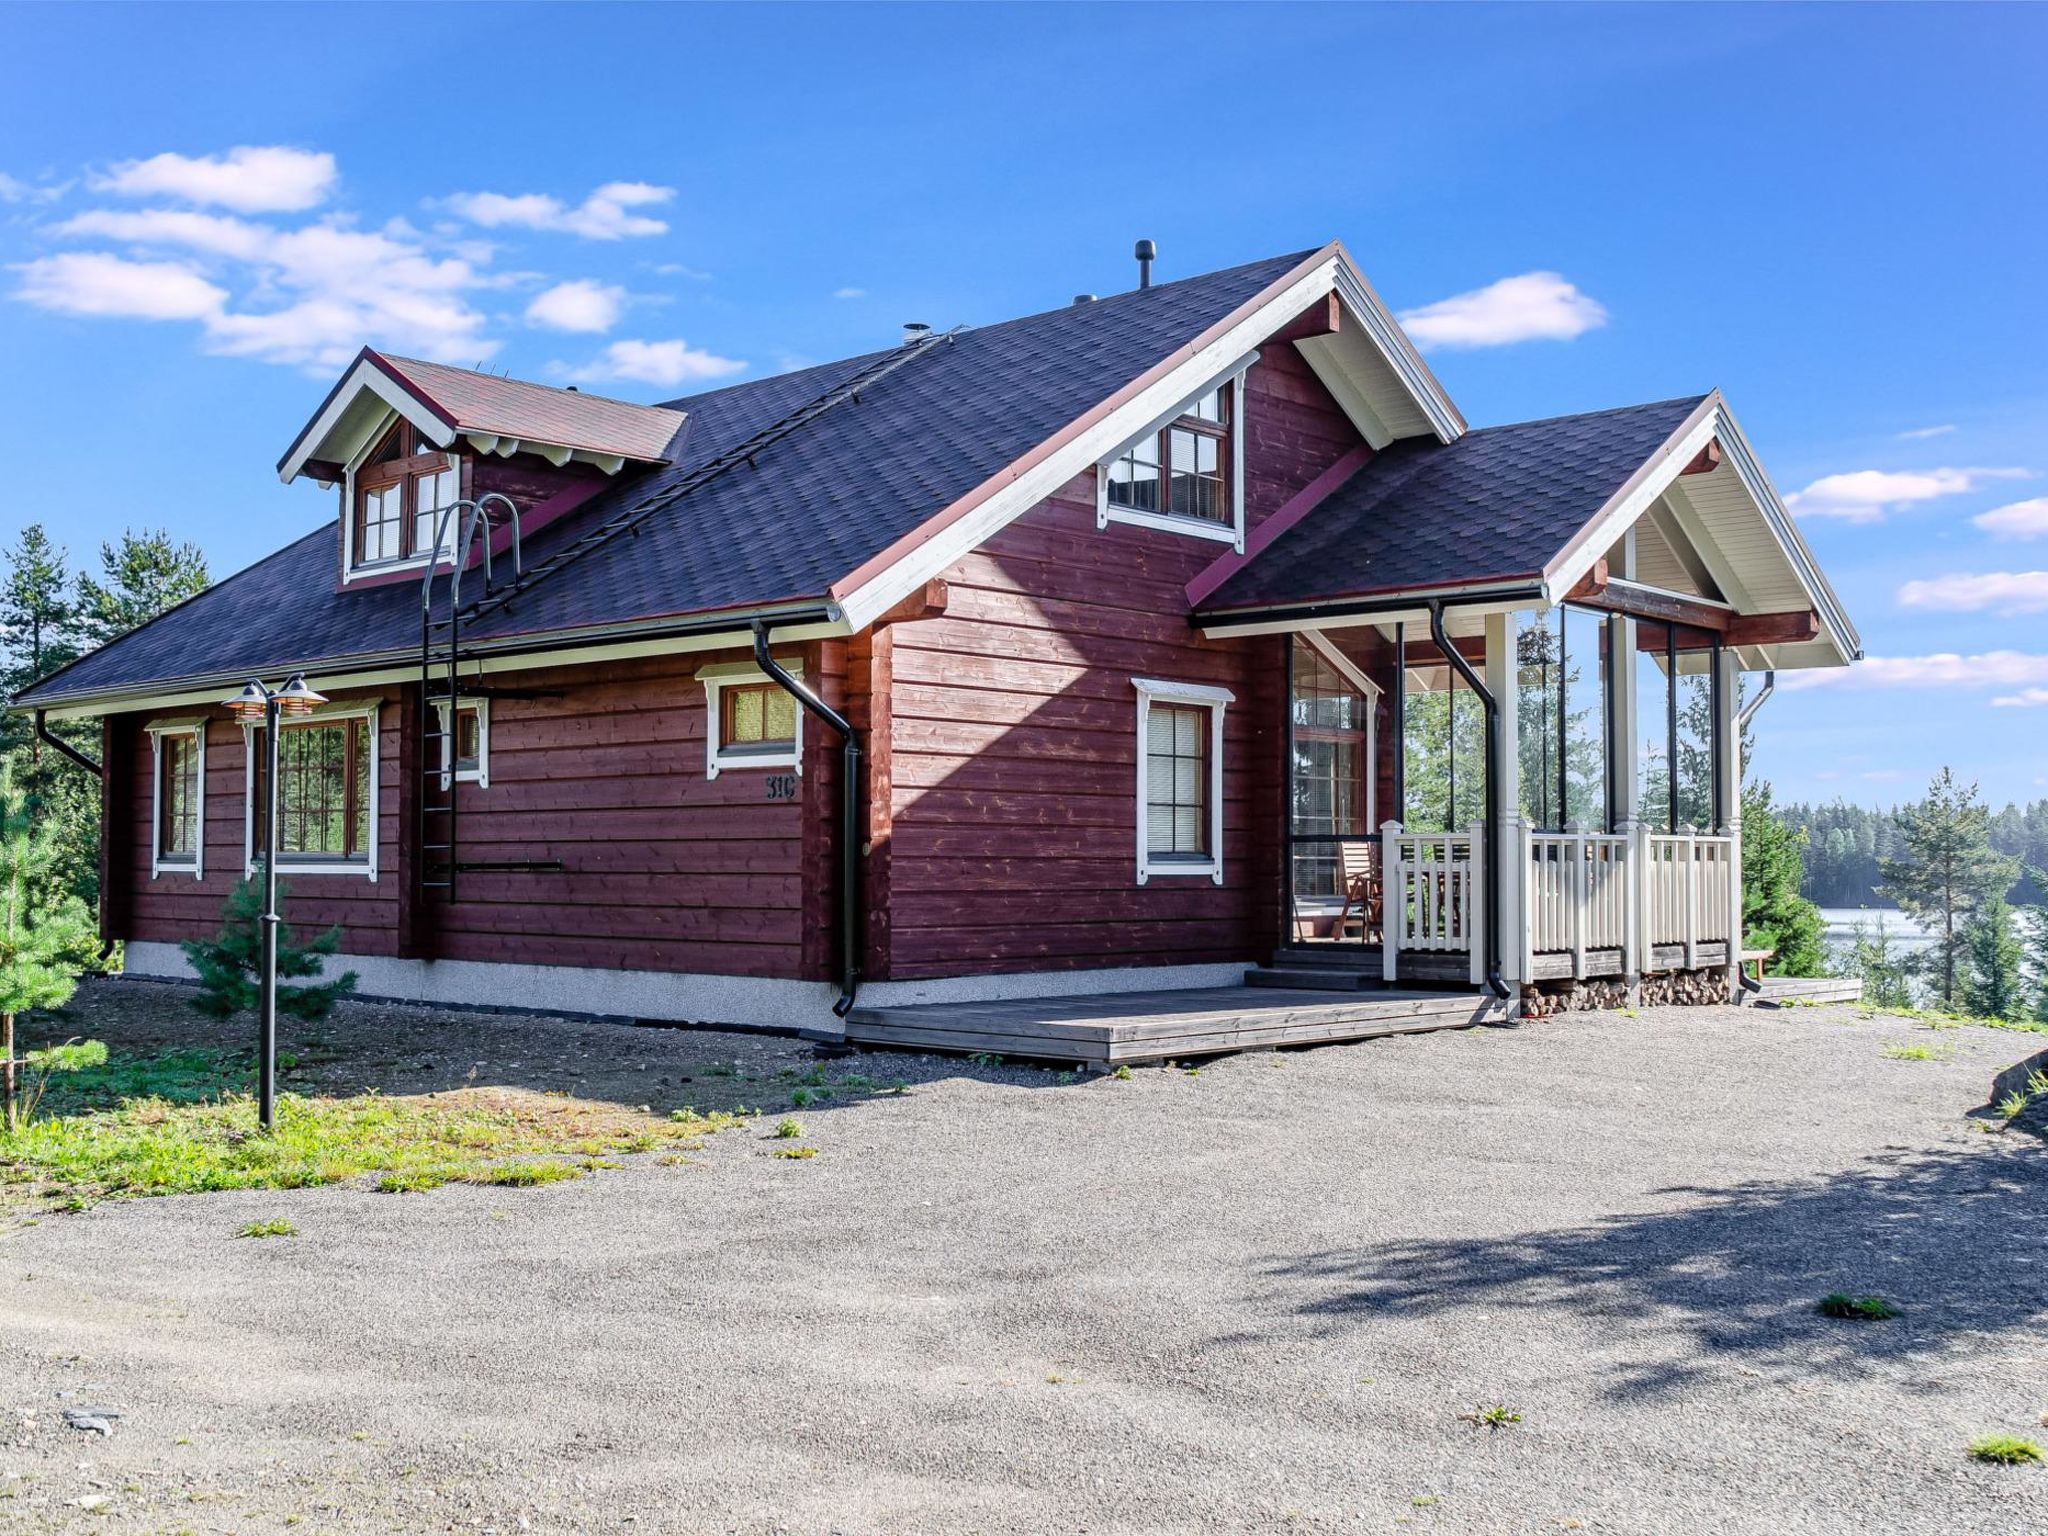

{"left": 277, "top": 349, "right": 687, "bottom": 589}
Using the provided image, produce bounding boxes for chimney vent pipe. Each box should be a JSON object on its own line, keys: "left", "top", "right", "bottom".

{"left": 1134, "top": 239, "right": 1156, "bottom": 289}
{"left": 901, "top": 321, "right": 931, "bottom": 346}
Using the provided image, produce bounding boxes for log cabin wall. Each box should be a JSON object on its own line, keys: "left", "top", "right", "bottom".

{"left": 863, "top": 344, "right": 1367, "bottom": 981}
{"left": 115, "top": 643, "right": 821, "bottom": 980}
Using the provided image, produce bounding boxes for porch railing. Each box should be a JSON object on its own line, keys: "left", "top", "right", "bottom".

{"left": 1642, "top": 827, "right": 1735, "bottom": 968}
{"left": 1525, "top": 828, "right": 1631, "bottom": 975}
{"left": 1380, "top": 822, "right": 1485, "bottom": 985}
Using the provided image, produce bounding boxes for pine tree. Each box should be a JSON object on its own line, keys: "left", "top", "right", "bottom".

{"left": 1962, "top": 897, "right": 2024, "bottom": 1021}
{"left": 1, "top": 524, "right": 79, "bottom": 698}
{"left": 0, "top": 765, "right": 96, "bottom": 1131}
{"left": 74, "top": 529, "right": 209, "bottom": 649}
{"left": 1741, "top": 779, "right": 1827, "bottom": 977}
{"left": 1846, "top": 916, "right": 1912, "bottom": 1010}
{"left": 180, "top": 878, "right": 358, "bottom": 1023}
{"left": 1879, "top": 769, "right": 2022, "bottom": 1010}
{"left": 2020, "top": 888, "right": 2048, "bottom": 1024}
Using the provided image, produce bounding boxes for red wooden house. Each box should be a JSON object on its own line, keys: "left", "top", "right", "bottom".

{"left": 17, "top": 242, "right": 1858, "bottom": 1057}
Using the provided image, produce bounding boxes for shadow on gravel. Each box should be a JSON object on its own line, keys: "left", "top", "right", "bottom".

{"left": 1251, "top": 1143, "right": 2047, "bottom": 1400}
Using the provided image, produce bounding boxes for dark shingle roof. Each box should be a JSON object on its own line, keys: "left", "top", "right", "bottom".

{"left": 1195, "top": 395, "right": 1709, "bottom": 615}
{"left": 21, "top": 249, "right": 1316, "bottom": 706}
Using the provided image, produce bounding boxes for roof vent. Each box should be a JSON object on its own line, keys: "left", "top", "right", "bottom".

{"left": 565, "top": 385, "right": 579, "bottom": 392}
{"left": 1072, "top": 293, "right": 1097, "bottom": 306}
{"left": 901, "top": 321, "right": 932, "bottom": 346}
{"left": 1135, "top": 238, "right": 1156, "bottom": 290}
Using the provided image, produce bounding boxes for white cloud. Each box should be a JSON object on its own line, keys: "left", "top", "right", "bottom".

{"left": 30, "top": 205, "right": 490, "bottom": 368}
{"left": 95, "top": 145, "right": 336, "bottom": 213}
{"left": 0, "top": 171, "right": 67, "bottom": 205}
{"left": 1896, "top": 571, "right": 2048, "bottom": 615}
{"left": 1992, "top": 687, "right": 2048, "bottom": 709}
{"left": 1397, "top": 271, "right": 1607, "bottom": 351}
{"left": 1783, "top": 466, "right": 2031, "bottom": 523}
{"left": 1973, "top": 496, "right": 2048, "bottom": 540}
{"left": 12, "top": 252, "right": 226, "bottom": 320}
{"left": 833, "top": 286, "right": 866, "bottom": 300}
{"left": 568, "top": 338, "right": 745, "bottom": 389}
{"left": 524, "top": 279, "right": 626, "bottom": 333}
{"left": 1779, "top": 650, "right": 2048, "bottom": 692}
{"left": 1897, "top": 423, "right": 1956, "bottom": 440}
{"left": 444, "top": 181, "right": 672, "bottom": 240}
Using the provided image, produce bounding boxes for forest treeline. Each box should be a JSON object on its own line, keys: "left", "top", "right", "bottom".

{"left": 1777, "top": 797, "right": 2048, "bottom": 908}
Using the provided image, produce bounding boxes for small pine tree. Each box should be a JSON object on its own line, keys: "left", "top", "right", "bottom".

{"left": 1962, "top": 897, "right": 2025, "bottom": 1021}
{"left": 0, "top": 765, "right": 97, "bottom": 1130}
{"left": 181, "top": 878, "right": 358, "bottom": 1022}
{"left": 1880, "top": 769, "right": 2021, "bottom": 1011}
{"left": 1742, "top": 780, "right": 1827, "bottom": 977}
{"left": 1846, "top": 916, "right": 1913, "bottom": 1010}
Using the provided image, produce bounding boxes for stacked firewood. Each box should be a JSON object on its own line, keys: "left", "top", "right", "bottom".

{"left": 1519, "top": 967, "right": 1730, "bottom": 1017}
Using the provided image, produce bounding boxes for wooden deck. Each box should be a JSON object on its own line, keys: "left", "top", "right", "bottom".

{"left": 844, "top": 984, "right": 1511, "bottom": 1066}
{"left": 1751, "top": 975, "right": 1864, "bottom": 1007}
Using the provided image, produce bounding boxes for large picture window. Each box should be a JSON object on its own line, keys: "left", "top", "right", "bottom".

{"left": 1636, "top": 621, "right": 1721, "bottom": 834}
{"left": 148, "top": 720, "right": 206, "bottom": 879}
{"left": 351, "top": 419, "right": 461, "bottom": 570}
{"left": 1516, "top": 606, "right": 1611, "bottom": 832}
{"left": 244, "top": 706, "right": 379, "bottom": 877}
{"left": 1133, "top": 677, "right": 1233, "bottom": 884}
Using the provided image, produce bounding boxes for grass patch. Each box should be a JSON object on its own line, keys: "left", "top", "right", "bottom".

{"left": 1460, "top": 1404, "right": 1522, "bottom": 1429}
{"left": 1110, "top": 1065, "right": 1132, "bottom": 1081}
{"left": 1997, "top": 1091, "right": 2031, "bottom": 1120}
{"left": 1817, "top": 1292, "right": 1899, "bottom": 1321}
{"left": 1866, "top": 1005, "right": 2048, "bottom": 1037}
{"left": 772, "top": 1145, "right": 819, "bottom": 1160}
{"left": 236, "top": 1217, "right": 298, "bottom": 1239}
{"left": 1882, "top": 1043, "right": 1946, "bottom": 1062}
{"left": 1, "top": 1045, "right": 737, "bottom": 1211}
{"left": 772, "top": 1118, "right": 804, "bottom": 1140}
{"left": 1967, "top": 1434, "right": 2043, "bottom": 1466}
{"left": 968, "top": 1051, "right": 1003, "bottom": 1069}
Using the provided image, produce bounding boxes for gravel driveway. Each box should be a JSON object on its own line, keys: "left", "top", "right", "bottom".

{"left": 3, "top": 983, "right": 2044, "bottom": 1533}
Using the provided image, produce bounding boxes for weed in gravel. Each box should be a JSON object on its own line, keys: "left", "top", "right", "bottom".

{"left": 773, "top": 1145, "right": 819, "bottom": 1160}
{"left": 1967, "top": 1434, "right": 2043, "bottom": 1465}
{"left": 1110, "top": 1065, "right": 1132, "bottom": 1080}
{"left": 1817, "top": 1293, "right": 1899, "bottom": 1321}
{"left": 969, "top": 1052, "right": 1004, "bottom": 1068}
{"left": 1054, "top": 1071, "right": 1075, "bottom": 1086}
{"left": 236, "top": 1217, "right": 298, "bottom": 1238}
{"left": 888, "top": 1079, "right": 909, "bottom": 1095}
{"left": 773, "top": 1118, "right": 804, "bottom": 1139}
{"left": 1882, "top": 1043, "right": 1945, "bottom": 1061}
{"left": 1997, "top": 1092, "right": 2030, "bottom": 1120}
{"left": 1460, "top": 1404, "right": 1521, "bottom": 1429}
{"left": 375, "top": 1169, "right": 449, "bottom": 1194}
{"left": 1410, "top": 1494, "right": 1440, "bottom": 1507}
{"left": 475, "top": 1160, "right": 580, "bottom": 1188}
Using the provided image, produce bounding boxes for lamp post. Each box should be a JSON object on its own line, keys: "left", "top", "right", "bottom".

{"left": 223, "top": 674, "right": 326, "bottom": 1131}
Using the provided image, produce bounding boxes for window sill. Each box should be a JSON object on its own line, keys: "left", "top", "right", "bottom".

{"left": 151, "top": 859, "right": 202, "bottom": 881}
{"left": 1138, "top": 858, "right": 1222, "bottom": 885}
{"left": 245, "top": 859, "right": 376, "bottom": 881}
{"left": 708, "top": 748, "right": 799, "bottom": 779}
{"left": 1098, "top": 503, "right": 1242, "bottom": 549}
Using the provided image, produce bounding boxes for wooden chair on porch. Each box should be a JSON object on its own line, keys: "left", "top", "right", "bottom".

{"left": 1335, "top": 839, "right": 1382, "bottom": 941}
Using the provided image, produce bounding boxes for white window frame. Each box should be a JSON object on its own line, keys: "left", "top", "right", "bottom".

{"left": 435, "top": 696, "right": 490, "bottom": 788}
{"left": 146, "top": 718, "right": 207, "bottom": 881}
{"left": 341, "top": 409, "right": 462, "bottom": 586}
{"left": 697, "top": 659, "right": 803, "bottom": 780}
{"left": 1096, "top": 353, "right": 1257, "bottom": 553}
{"left": 241, "top": 699, "right": 382, "bottom": 881}
{"left": 1133, "top": 677, "right": 1234, "bottom": 886}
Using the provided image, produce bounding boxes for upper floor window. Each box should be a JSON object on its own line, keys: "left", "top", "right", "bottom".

{"left": 1096, "top": 371, "right": 1249, "bottom": 551}
{"left": 353, "top": 420, "right": 461, "bottom": 569}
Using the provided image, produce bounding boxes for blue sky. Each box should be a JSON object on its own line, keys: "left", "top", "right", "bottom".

{"left": 2, "top": 2, "right": 2043, "bottom": 806}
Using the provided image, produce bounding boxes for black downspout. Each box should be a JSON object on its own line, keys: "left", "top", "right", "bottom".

{"left": 33, "top": 709, "right": 102, "bottom": 779}
{"left": 1390, "top": 621, "right": 1406, "bottom": 824}
{"left": 751, "top": 622, "right": 862, "bottom": 1017}
{"left": 1427, "top": 602, "right": 1510, "bottom": 1002}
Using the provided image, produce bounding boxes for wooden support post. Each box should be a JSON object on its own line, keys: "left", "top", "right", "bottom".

{"left": 1467, "top": 819, "right": 1487, "bottom": 988}
{"left": 1380, "top": 820, "right": 1402, "bottom": 983}
{"left": 1485, "top": 611, "right": 1523, "bottom": 986}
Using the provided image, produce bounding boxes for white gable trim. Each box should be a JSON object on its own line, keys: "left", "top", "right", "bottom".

{"left": 1542, "top": 392, "right": 1859, "bottom": 664}
{"left": 279, "top": 357, "right": 454, "bottom": 484}
{"left": 1302, "top": 630, "right": 1383, "bottom": 698}
{"left": 830, "top": 246, "right": 1465, "bottom": 637}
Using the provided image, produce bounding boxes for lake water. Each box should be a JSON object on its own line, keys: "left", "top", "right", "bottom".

{"left": 1818, "top": 906, "right": 1938, "bottom": 952}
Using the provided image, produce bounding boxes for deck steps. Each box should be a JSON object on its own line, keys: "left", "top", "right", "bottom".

{"left": 844, "top": 984, "right": 1508, "bottom": 1066}
{"left": 1247, "top": 966, "right": 1377, "bottom": 991}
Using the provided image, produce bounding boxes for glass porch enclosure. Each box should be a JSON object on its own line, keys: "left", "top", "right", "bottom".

{"left": 1283, "top": 605, "right": 1740, "bottom": 983}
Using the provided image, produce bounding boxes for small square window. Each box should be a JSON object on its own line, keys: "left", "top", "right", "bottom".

{"left": 436, "top": 699, "right": 489, "bottom": 786}
{"left": 698, "top": 661, "right": 804, "bottom": 779}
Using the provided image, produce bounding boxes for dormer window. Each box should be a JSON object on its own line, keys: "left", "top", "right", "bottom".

{"left": 352, "top": 420, "right": 461, "bottom": 569}
{"left": 1096, "top": 368, "right": 1250, "bottom": 551}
